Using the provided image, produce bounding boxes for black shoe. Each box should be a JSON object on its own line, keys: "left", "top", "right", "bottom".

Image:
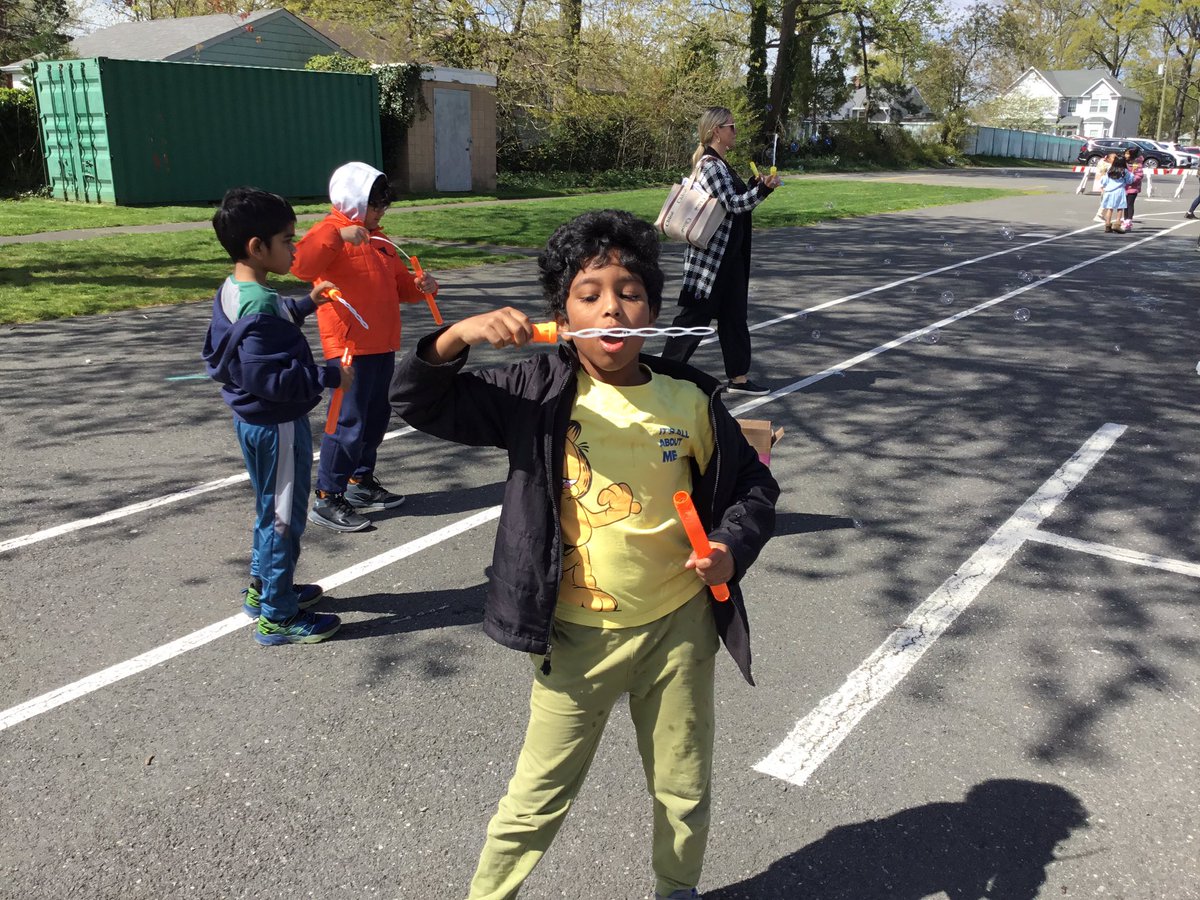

{"left": 1185, "top": 212, "right": 1196, "bottom": 219}
{"left": 309, "top": 491, "right": 371, "bottom": 532}
{"left": 345, "top": 472, "right": 406, "bottom": 512}
{"left": 725, "top": 379, "right": 770, "bottom": 396}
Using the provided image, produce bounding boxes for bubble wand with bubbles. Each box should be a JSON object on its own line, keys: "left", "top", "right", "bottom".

{"left": 370, "top": 235, "right": 443, "bottom": 325}
{"left": 530, "top": 323, "right": 714, "bottom": 343}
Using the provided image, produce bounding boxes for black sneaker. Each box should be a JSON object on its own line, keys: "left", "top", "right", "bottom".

{"left": 1185, "top": 212, "right": 1196, "bottom": 219}
{"left": 725, "top": 379, "right": 770, "bottom": 396}
{"left": 345, "top": 473, "right": 406, "bottom": 512}
{"left": 308, "top": 491, "right": 371, "bottom": 532}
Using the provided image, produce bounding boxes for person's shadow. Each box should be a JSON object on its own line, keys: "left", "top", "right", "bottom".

{"left": 706, "top": 779, "right": 1089, "bottom": 900}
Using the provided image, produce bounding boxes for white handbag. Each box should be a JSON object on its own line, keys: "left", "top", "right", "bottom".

{"left": 655, "top": 161, "right": 724, "bottom": 250}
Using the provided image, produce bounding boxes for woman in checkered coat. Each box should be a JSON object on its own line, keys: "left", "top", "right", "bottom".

{"left": 661, "top": 106, "right": 782, "bottom": 395}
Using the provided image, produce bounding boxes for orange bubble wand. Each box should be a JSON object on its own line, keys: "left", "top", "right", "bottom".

{"left": 673, "top": 490, "right": 730, "bottom": 602}
{"left": 409, "top": 255, "right": 443, "bottom": 325}
{"left": 370, "top": 235, "right": 442, "bottom": 325}
{"left": 318, "top": 286, "right": 365, "bottom": 436}
{"left": 325, "top": 346, "right": 353, "bottom": 435}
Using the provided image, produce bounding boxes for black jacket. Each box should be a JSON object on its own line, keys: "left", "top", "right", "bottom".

{"left": 389, "top": 333, "right": 779, "bottom": 684}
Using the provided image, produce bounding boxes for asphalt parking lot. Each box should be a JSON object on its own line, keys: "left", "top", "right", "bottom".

{"left": 1, "top": 168, "right": 1197, "bottom": 899}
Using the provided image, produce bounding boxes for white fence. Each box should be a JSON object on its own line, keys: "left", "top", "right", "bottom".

{"left": 962, "top": 127, "right": 1080, "bottom": 162}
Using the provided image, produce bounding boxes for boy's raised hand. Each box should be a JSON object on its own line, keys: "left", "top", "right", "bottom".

{"left": 424, "top": 307, "right": 535, "bottom": 363}
{"left": 310, "top": 281, "right": 337, "bottom": 305}
{"left": 339, "top": 225, "right": 369, "bottom": 246}
{"left": 685, "top": 541, "right": 735, "bottom": 587}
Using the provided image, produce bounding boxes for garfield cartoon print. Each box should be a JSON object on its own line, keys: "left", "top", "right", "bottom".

{"left": 560, "top": 420, "right": 642, "bottom": 611}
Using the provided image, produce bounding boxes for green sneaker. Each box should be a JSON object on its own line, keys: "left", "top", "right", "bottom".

{"left": 242, "top": 581, "right": 324, "bottom": 618}
{"left": 255, "top": 610, "right": 341, "bottom": 646}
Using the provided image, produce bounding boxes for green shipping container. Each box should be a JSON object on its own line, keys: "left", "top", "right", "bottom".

{"left": 34, "top": 57, "right": 381, "bottom": 205}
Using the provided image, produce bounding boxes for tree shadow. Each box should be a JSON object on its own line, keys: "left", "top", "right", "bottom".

{"left": 774, "top": 512, "right": 861, "bottom": 536}
{"left": 707, "top": 779, "right": 1089, "bottom": 900}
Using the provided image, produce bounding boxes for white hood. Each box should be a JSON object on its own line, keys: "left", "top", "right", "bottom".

{"left": 328, "top": 161, "right": 385, "bottom": 224}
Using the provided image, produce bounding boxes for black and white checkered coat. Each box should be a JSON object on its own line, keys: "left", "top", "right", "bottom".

{"left": 679, "top": 148, "right": 772, "bottom": 304}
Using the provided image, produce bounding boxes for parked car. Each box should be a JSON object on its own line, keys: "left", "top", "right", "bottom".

{"left": 1146, "top": 140, "right": 1200, "bottom": 167}
{"left": 1076, "top": 137, "right": 1195, "bottom": 168}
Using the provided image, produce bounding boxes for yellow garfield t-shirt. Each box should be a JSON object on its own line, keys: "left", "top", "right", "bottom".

{"left": 555, "top": 368, "right": 714, "bottom": 628}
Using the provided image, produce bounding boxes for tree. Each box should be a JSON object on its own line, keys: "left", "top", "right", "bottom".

{"left": 0, "top": 0, "right": 70, "bottom": 62}
{"left": 975, "top": 91, "right": 1055, "bottom": 130}
{"left": 914, "top": 3, "right": 1001, "bottom": 143}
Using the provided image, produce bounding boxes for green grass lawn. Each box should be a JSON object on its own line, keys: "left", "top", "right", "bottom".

{"left": 0, "top": 179, "right": 1020, "bottom": 324}
{"left": 0, "top": 234, "right": 522, "bottom": 324}
{"left": 0, "top": 189, "right": 588, "bottom": 238}
{"left": 378, "top": 178, "right": 1020, "bottom": 247}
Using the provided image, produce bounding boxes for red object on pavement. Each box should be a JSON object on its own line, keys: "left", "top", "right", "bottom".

{"left": 672, "top": 490, "right": 730, "bottom": 602}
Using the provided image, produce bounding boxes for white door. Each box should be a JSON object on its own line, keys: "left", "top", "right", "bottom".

{"left": 434, "top": 88, "right": 472, "bottom": 192}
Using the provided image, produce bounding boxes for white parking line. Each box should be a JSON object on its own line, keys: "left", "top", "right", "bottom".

{"left": 1024, "top": 529, "right": 1200, "bottom": 579}
{"left": 0, "top": 506, "right": 501, "bottom": 733}
{"left": 0, "top": 425, "right": 415, "bottom": 556}
{"left": 753, "top": 422, "right": 1126, "bottom": 788}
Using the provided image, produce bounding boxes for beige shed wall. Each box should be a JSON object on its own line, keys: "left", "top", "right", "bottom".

{"left": 397, "top": 79, "right": 496, "bottom": 193}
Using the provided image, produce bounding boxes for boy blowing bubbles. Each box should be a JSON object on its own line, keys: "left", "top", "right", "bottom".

{"left": 390, "top": 209, "right": 779, "bottom": 899}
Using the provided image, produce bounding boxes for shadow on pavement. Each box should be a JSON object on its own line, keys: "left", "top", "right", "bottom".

{"left": 707, "top": 779, "right": 1089, "bottom": 900}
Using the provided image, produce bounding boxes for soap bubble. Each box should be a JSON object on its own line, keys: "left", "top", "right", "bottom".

{"left": 883, "top": 258, "right": 892, "bottom": 265}
{"left": 1196, "top": 361, "right": 1200, "bottom": 375}
{"left": 796, "top": 165, "right": 805, "bottom": 174}
{"left": 1018, "top": 270, "right": 1034, "bottom": 283}
{"left": 811, "top": 329, "right": 822, "bottom": 341}
{"left": 942, "top": 241, "right": 953, "bottom": 252}
{"left": 1114, "top": 344, "right": 1121, "bottom": 353}
{"left": 836, "top": 250, "right": 845, "bottom": 258}
{"left": 805, "top": 243, "right": 815, "bottom": 253}
{"left": 924, "top": 329, "right": 941, "bottom": 344}
{"left": 1000, "top": 169, "right": 1009, "bottom": 177}
{"left": 825, "top": 201, "right": 835, "bottom": 210}
{"left": 851, "top": 517, "right": 863, "bottom": 529}
{"left": 940, "top": 290, "right": 954, "bottom": 305}
{"left": 797, "top": 311, "right": 808, "bottom": 321}
{"left": 1000, "top": 227, "right": 1014, "bottom": 240}
{"left": 1014, "top": 307, "right": 1031, "bottom": 322}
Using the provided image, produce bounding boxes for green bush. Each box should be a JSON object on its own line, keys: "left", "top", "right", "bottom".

{"left": 0, "top": 88, "right": 45, "bottom": 197}
{"left": 775, "top": 120, "right": 957, "bottom": 170}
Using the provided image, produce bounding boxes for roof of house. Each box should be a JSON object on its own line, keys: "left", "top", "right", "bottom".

{"left": 842, "top": 85, "right": 932, "bottom": 118}
{"left": 67, "top": 8, "right": 341, "bottom": 61}
{"left": 1017, "top": 68, "right": 1143, "bottom": 103}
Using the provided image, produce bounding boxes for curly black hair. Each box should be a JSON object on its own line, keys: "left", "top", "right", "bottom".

{"left": 537, "top": 210, "right": 664, "bottom": 318}
{"left": 212, "top": 187, "right": 295, "bottom": 261}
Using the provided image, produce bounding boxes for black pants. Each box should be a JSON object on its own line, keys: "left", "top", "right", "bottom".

{"left": 662, "top": 230, "right": 753, "bottom": 380}
{"left": 1123, "top": 194, "right": 1137, "bottom": 221}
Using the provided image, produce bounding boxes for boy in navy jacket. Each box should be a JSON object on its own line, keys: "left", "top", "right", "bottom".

{"left": 203, "top": 187, "right": 348, "bottom": 645}
{"left": 390, "top": 210, "right": 778, "bottom": 899}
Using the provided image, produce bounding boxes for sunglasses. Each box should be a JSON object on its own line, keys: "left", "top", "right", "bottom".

{"left": 721, "top": 122, "right": 736, "bottom": 131}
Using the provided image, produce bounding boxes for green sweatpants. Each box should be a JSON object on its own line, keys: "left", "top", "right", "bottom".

{"left": 467, "top": 593, "right": 719, "bottom": 900}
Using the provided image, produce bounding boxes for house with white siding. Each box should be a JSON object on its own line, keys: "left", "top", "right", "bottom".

{"left": 1002, "top": 68, "right": 1142, "bottom": 138}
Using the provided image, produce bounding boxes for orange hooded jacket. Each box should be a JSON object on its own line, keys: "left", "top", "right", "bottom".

{"left": 291, "top": 162, "right": 432, "bottom": 360}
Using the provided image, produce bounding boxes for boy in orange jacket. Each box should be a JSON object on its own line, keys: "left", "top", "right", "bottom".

{"left": 292, "top": 162, "right": 438, "bottom": 532}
